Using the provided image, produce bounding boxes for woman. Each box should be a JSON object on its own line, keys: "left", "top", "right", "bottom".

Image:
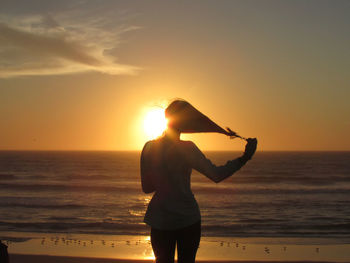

{"left": 141, "top": 100, "right": 257, "bottom": 263}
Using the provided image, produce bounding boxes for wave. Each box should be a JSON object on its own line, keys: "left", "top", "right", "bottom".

{"left": 27, "top": 175, "right": 48, "bottom": 180}
{"left": 0, "top": 236, "right": 31, "bottom": 243}
{"left": 55, "top": 174, "right": 113, "bottom": 181}
{"left": 0, "top": 221, "right": 149, "bottom": 236}
{"left": 202, "top": 222, "right": 350, "bottom": 236}
{"left": 0, "top": 202, "right": 85, "bottom": 209}
{"left": 47, "top": 216, "right": 85, "bottom": 221}
{"left": 227, "top": 175, "right": 350, "bottom": 185}
{"left": 1, "top": 220, "right": 349, "bottom": 238}
{"left": 0, "top": 174, "right": 17, "bottom": 180}
{"left": 0, "top": 182, "right": 140, "bottom": 192}
{"left": 0, "top": 202, "right": 146, "bottom": 210}
{"left": 192, "top": 186, "right": 350, "bottom": 195}
{"left": 1, "top": 181, "right": 350, "bottom": 196}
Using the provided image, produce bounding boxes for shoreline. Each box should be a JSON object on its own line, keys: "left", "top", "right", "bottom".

{"left": 2, "top": 232, "right": 350, "bottom": 263}
{"left": 10, "top": 253, "right": 343, "bottom": 263}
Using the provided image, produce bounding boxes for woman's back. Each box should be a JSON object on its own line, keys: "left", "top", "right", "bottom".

{"left": 141, "top": 136, "right": 201, "bottom": 230}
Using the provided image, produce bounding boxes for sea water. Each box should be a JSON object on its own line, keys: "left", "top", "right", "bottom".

{"left": 0, "top": 151, "right": 349, "bottom": 242}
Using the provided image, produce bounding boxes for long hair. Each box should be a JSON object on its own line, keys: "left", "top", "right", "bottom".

{"left": 165, "top": 99, "right": 230, "bottom": 135}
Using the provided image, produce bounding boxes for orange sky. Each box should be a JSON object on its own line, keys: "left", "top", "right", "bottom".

{"left": 0, "top": 1, "right": 349, "bottom": 151}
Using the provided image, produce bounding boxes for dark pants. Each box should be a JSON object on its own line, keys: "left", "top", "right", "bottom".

{"left": 151, "top": 221, "right": 201, "bottom": 263}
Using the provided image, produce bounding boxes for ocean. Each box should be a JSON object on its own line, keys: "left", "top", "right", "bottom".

{"left": 0, "top": 151, "right": 349, "bottom": 242}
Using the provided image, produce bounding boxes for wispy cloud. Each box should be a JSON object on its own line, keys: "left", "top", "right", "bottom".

{"left": 0, "top": 9, "right": 140, "bottom": 78}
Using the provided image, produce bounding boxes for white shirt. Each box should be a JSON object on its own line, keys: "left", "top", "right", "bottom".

{"left": 141, "top": 136, "right": 244, "bottom": 230}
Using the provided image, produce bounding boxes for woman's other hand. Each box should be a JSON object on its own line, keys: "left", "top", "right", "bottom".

{"left": 243, "top": 138, "right": 257, "bottom": 161}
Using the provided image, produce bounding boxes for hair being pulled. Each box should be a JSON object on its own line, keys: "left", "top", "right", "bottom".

{"left": 165, "top": 99, "right": 241, "bottom": 138}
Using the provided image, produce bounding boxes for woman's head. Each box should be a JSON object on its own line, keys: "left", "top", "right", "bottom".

{"left": 165, "top": 99, "right": 189, "bottom": 132}
{"left": 165, "top": 99, "right": 228, "bottom": 135}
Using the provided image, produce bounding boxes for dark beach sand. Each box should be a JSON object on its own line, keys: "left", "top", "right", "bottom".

{"left": 10, "top": 254, "right": 340, "bottom": 263}
{"left": 3, "top": 232, "right": 350, "bottom": 263}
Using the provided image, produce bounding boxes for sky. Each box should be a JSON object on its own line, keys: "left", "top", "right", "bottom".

{"left": 0, "top": 0, "right": 349, "bottom": 151}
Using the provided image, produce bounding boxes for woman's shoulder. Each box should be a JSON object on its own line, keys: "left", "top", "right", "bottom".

{"left": 143, "top": 138, "right": 198, "bottom": 153}
{"left": 142, "top": 138, "right": 166, "bottom": 153}
{"left": 178, "top": 140, "right": 198, "bottom": 150}
{"left": 142, "top": 139, "right": 159, "bottom": 151}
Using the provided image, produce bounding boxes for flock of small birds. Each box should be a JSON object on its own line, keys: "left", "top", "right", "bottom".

{"left": 39, "top": 237, "right": 148, "bottom": 248}
{"left": 2, "top": 237, "right": 322, "bottom": 255}
{"left": 218, "top": 241, "right": 321, "bottom": 255}
{"left": 37, "top": 237, "right": 321, "bottom": 255}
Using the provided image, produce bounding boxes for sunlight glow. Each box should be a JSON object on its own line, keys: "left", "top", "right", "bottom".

{"left": 143, "top": 107, "right": 167, "bottom": 140}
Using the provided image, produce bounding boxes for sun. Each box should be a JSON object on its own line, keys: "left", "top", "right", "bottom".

{"left": 143, "top": 107, "right": 168, "bottom": 140}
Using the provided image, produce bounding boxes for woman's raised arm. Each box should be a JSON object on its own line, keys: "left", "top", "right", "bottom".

{"left": 184, "top": 138, "right": 257, "bottom": 183}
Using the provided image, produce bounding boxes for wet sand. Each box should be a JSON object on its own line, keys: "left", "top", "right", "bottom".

{"left": 10, "top": 254, "right": 340, "bottom": 263}
{"left": 2, "top": 232, "right": 350, "bottom": 263}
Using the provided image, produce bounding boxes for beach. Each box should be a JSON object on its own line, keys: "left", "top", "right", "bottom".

{"left": 4, "top": 232, "right": 350, "bottom": 263}
{"left": 9, "top": 254, "right": 344, "bottom": 263}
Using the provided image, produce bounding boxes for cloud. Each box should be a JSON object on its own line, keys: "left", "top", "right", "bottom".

{"left": 0, "top": 12, "right": 140, "bottom": 78}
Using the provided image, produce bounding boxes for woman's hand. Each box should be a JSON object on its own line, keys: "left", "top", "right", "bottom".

{"left": 243, "top": 138, "right": 257, "bottom": 161}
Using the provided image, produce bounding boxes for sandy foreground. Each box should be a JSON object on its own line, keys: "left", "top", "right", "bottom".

{"left": 2, "top": 232, "right": 349, "bottom": 263}
{"left": 9, "top": 254, "right": 342, "bottom": 263}
{"left": 10, "top": 254, "right": 340, "bottom": 263}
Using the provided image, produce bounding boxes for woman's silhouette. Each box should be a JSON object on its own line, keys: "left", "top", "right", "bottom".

{"left": 141, "top": 100, "right": 257, "bottom": 263}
